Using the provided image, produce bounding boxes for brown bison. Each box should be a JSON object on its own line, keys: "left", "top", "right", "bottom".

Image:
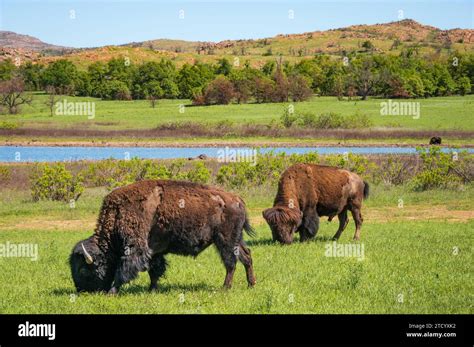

{"left": 429, "top": 136, "right": 442, "bottom": 145}
{"left": 70, "top": 180, "right": 256, "bottom": 294}
{"left": 263, "top": 164, "right": 369, "bottom": 244}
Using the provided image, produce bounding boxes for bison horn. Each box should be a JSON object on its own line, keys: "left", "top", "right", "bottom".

{"left": 81, "top": 243, "right": 94, "bottom": 264}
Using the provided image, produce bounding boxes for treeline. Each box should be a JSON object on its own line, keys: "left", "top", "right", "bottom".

{"left": 1, "top": 51, "right": 473, "bottom": 105}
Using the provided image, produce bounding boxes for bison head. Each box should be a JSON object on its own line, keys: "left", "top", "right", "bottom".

{"left": 262, "top": 206, "right": 302, "bottom": 244}
{"left": 70, "top": 237, "right": 115, "bottom": 293}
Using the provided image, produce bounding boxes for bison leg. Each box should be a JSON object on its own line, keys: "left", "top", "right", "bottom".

{"left": 148, "top": 254, "right": 167, "bottom": 291}
{"left": 350, "top": 206, "right": 363, "bottom": 241}
{"left": 299, "top": 207, "right": 319, "bottom": 242}
{"left": 237, "top": 241, "right": 256, "bottom": 288}
{"left": 214, "top": 238, "right": 238, "bottom": 289}
{"left": 332, "top": 209, "right": 349, "bottom": 240}
{"left": 108, "top": 245, "right": 151, "bottom": 294}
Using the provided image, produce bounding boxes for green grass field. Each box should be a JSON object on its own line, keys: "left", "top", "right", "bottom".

{"left": 3, "top": 94, "right": 474, "bottom": 132}
{"left": 0, "top": 183, "right": 472, "bottom": 314}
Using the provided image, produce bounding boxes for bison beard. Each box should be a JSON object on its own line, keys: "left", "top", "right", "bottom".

{"left": 263, "top": 163, "right": 369, "bottom": 244}
{"left": 70, "top": 180, "right": 256, "bottom": 294}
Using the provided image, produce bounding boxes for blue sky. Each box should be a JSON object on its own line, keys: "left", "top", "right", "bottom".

{"left": 0, "top": 0, "right": 472, "bottom": 48}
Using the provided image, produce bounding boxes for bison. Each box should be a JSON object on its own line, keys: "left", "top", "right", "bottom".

{"left": 429, "top": 136, "right": 442, "bottom": 145}
{"left": 263, "top": 163, "right": 369, "bottom": 244}
{"left": 70, "top": 180, "right": 256, "bottom": 294}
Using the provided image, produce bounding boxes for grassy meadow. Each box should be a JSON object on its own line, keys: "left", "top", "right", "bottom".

{"left": 0, "top": 182, "right": 472, "bottom": 314}
{"left": 3, "top": 94, "right": 474, "bottom": 131}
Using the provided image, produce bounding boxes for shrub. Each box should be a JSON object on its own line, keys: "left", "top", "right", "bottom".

{"left": 31, "top": 163, "right": 84, "bottom": 202}
{"left": 201, "top": 75, "right": 235, "bottom": 105}
{"left": 0, "top": 121, "right": 20, "bottom": 129}
{"left": 186, "top": 162, "right": 211, "bottom": 184}
{"left": 0, "top": 166, "right": 11, "bottom": 182}
{"left": 377, "top": 156, "right": 412, "bottom": 185}
{"left": 288, "top": 74, "right": 313, "bottom": 102}
{"left": 410, "top": 147, "right": 470, "bottom": 191}
{"left": 324, "top": 153, "right": 376, "bottom": 176}
{"left": 280, "top": 107, "right": 298, "bottom": 128}
{"left": 314, "top": 112, "right": 345, "bottom": 129}
{"left": 342, "top": 113, "right": 373, "bottom": 128}
{"left": 295, "top": 112, "right": 318, "bottom": 127}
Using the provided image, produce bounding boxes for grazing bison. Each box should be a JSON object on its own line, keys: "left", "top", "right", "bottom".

{"left": 70, "top": 180, "right": 256, "bottom": 294}
{"left": 263, "top": 164, "right": 369, "bottom": 244}
{"left": 429, "top": 136, "right": 442, "bottom": 145}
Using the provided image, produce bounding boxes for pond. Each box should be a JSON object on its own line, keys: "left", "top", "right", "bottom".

{"left": 0, "top": 146, "right": 471, "bottom": 163}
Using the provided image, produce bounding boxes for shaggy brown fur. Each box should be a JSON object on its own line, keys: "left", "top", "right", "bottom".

{"left": 70, "top": 180, "right": 256, "bottom": 294}
{"left": 263, "top": 163, "right": 369, "bottom": 244}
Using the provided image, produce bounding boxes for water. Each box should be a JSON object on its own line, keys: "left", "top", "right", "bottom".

{"left": 0, "top": 146, "right": 471, "bottom": 163}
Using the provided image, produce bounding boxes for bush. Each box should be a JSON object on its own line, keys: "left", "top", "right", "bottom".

{"left": 295, "top": 112, "right": 319, "bottom": 127}
{"left": 313, "top": 112, "right": 345, "bottom": 129}
{"left": 342, "top": 113, "right": 373, "bottom": 128}
{"left": 200, "top": 75, "right": 235, "bottom": 105}
{"left": 410, "top": 147, "right": 471, "bottom": 191}
{"left": 0, "top": 121, "right": 19, "bottom": 129}
{"left": 288, "top": 74, "right": 313, "bottom": 102}
{"left": 186, "top": 162, "right": 211, "bottom": 184}
{"left": 216, "top": 151, "right": 320, "bottom": 189}
{"left": 280, "top": 111, "right": 373, "bottom": 129}
{"left": 280, "top": 107, "right": 298, "bottom": 128}
{"left": 31, "top": 163, "right": 84, "bottom": 202}
{"left": 377, "top": 156, "right": 412, "bottom": 185}
{"left": 324, "top": 152, "right": 375, "bottom": 176}
{"left": 0, "top": 166, "right": 11, "bottom": 182}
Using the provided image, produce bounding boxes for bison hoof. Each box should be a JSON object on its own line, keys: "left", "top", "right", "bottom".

{"left": 107, "top": 287, "right": 119, "bottom": 295}
{"left": 248, "top": 280, "right": 256, "bottom": 288}
{"left": 149, "top": 284, "right": 158, "bottom": 292}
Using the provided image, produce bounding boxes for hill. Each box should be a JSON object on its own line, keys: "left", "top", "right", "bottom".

{"left": 1, "top": 20, "right": 473, "bottom": 68}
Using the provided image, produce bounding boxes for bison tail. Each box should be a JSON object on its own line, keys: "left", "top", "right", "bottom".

{"left": 363, "top": 181, "right": 370, "bottom": 200}
{"left": 243, "top": 215, "right": 257, "bottom": 238}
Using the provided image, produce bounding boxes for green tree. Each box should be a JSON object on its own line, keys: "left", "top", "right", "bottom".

{"left": 41, "top": 59, "right": 78, "bottom": 94}
{"left": 19, "top": 62, "right": 43, "bottom": 90}
{"left": 457, "top": 76, "right": 471, "bottom": 96}
{"left": 215, "top": 58, "right": 232, "bottom": 76}
{"left": 0, "top": 59, "right": 16, "bottom": 81}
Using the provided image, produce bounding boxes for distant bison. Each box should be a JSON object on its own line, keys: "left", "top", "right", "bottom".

{"left": 429, "top": 136, "right": 442, "bottom": 145}
{"left": 263, "top": 164, "right": 369, "bottom": 244}
{"left": 70, "top": 180, "right": 256, "bottom": 294}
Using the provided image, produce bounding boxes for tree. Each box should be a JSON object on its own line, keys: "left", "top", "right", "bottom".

{"left": 272, "top": 65, "right": 289, "bottom": 102}
{"left": 144, "top": 81, "right": 163, "bottom": 108}
{"left": 361, "top": 40, "right": 375, "bottom": 52}
{"left": 201, "top": 75, "right": 235, "bottom": 105}
{"left": 177, "top": 62, "right": 214, "bottom": 99}
{"left": 41, "top": 59, "right": 78, "bottom": 94}
{"left": 0, "top": 59, "right": 16, "bottom": 81}
{"left": 44, "top": 86, "right": 60, "bottom": 116}
{"left": 457, "top": 76, "right": 471, "bottom": 96}
{"left": 19, "top": 62, "right": 43, "bottom": 90}
{"left": 253, "top": 76, "right": 275, "bottom": 103}
{"left": 229, "top": 68, "right": 259, "bottom": 104}
{"left": 262, "top": 61, "right": 276, "bottom": 76}
{"left": 351, "top": 56, "right": 379, "bottom": 100}
{"left": 215, "top": 58, "right": 232, "bottom": 76}
{"left": 288, "top": 74, "right": 313, "bottom": 102}
{"left": 101, "top": 80, "right": 131, "bottom": 100}
{"left": 87, "top": 61, "right": 108, "bottom": 98}
{"left": 0, "top": 77, "right": 32, "bottom": 114}
{"left": 132, "top": 60, "right": 179, "bottom": 99}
